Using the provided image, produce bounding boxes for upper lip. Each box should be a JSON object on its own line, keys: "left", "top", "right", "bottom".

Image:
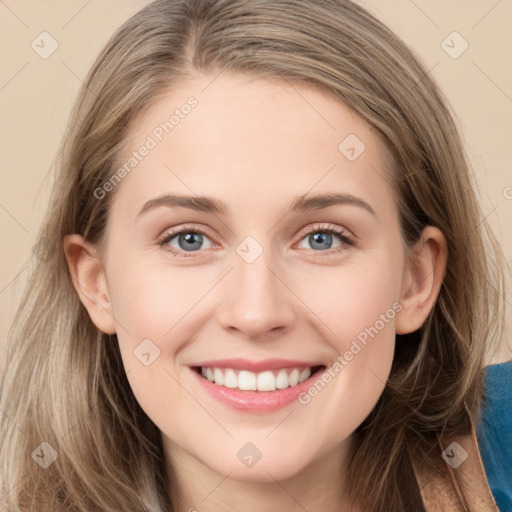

{"left": 191, "top": 358, "right": 325, "bottom": 372}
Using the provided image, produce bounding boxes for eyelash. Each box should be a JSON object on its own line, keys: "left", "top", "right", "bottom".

{"left": 157, "top": 222, "right": 355, "bottom": 258}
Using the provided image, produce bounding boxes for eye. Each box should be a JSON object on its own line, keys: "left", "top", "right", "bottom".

{"left": 158, "top": 225, "right": 216, "bottom": 258}
{"left": 296, "top": 223, "right": 355, "bottom": 254}
{"left": 158, "top": 222, "right": 355, "bottom": 258}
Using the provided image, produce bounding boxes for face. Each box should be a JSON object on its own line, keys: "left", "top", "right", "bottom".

{"left": 92, "top": 74, "right": 408, "bottom": 482}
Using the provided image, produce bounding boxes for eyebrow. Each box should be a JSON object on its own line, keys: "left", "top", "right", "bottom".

{"left": 136, "top": 192, "right": 376, "bottom": 218}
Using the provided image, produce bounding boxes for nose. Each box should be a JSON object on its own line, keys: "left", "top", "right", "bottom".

{"left": 216, "top": 249, "right": 297, "bottom": 341}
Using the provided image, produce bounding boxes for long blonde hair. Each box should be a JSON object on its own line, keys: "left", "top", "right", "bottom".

{"left": 0, "top": 0, "right": 506, "bottom": 510}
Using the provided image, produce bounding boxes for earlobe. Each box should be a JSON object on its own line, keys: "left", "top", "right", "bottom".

{"left": 63, "top": 234, "right": 116, "bottom": 334}
{"left": 395, "top": 226, "right": 448, "bottom": 335}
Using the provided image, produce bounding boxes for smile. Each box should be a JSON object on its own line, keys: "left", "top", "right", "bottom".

{"left": 189, "top": 360, "right": 327, "bottom": 412}
{"left": 194, "top": 365, "right": 324, "bottom": 391}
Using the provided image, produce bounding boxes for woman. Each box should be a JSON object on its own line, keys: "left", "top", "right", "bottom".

{"left": 0, "top": 0, "right": 510, "bottom": 510}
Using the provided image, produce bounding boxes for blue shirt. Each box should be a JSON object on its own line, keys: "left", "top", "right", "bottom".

{"left": 477, "top": 360, "right": 512, "bottom": 512}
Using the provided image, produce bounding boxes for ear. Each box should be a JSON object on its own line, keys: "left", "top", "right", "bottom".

{"left": 395, "top": 226, "right": 448, "bottom": 335}
{"left": 63, "top": 234, "right": 116, "bottom": 334}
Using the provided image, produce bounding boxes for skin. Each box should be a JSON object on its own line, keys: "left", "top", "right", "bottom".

{"left": 65, "top": 73, "right": 447, "bottom": 512}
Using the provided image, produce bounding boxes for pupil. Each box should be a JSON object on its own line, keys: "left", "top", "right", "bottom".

{"left": 180, "top": 232, "right": 202, "bottom": 251}
{"left": 310, "top": 232, "right": 331, "bottom": 250}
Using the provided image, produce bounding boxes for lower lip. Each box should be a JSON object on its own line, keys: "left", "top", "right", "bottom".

{"left": 190, "top": 366, "right": 325, "bottom": 412}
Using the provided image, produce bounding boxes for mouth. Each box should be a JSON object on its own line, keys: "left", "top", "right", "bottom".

{"left": 191, "top": 364, "right": 326, "bottom": 392}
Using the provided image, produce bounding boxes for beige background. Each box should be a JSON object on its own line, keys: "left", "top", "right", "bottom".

{"left": 1, "top": 0, "right": 511, "bottom": 380}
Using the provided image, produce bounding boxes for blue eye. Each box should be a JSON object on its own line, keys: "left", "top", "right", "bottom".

{"left": 297, "top": 223, "right": 354, "bottom": 254}
{"left": 158, "top": 223, "right": 354, "bottom": 258}
{"left": 159, "top": 226, "right": 215, "bottom": 257}
{"left": 300, "top": 231, "right": 340, "bottom": 251}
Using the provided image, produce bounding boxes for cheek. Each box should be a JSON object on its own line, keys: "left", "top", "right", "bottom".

{"left": 293, "top": 257, "right": 401, "bottom": 437}
{"left": 333, "top": 261, "right": 400, "bottom": 374}
{"left": 104, "top": 256, "right": 215, "bottom": 420}
{"left": 331, "top": 275, "right": 399, "bottom": 356}
{"left": 107, "top": 253, "right": 210, "bottom": 344}
{"left": 300, "top": 253, "right": 402, "bottom": 352}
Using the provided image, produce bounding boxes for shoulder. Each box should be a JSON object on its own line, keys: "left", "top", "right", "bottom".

{"left": 477, "top": 360, "right": 512, "bottom": 512}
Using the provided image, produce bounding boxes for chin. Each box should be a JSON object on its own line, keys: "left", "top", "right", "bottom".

{"left": 225, "top": 462, "right": 305, "bottom": 483}
{"left": 203, "top": 447, "right": 311, "bottom": 483}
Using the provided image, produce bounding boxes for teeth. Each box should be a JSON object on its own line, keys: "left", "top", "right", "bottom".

{"left": 213, "top": 368, "right": 224, "bottom": 386}
{"left": 238, "top": 370, "right": 257, "bottom": 391}
{"left": 289, "top": 368, "right": 299, "bottom": 387}
{"left": 257, "top": 371, "right": 276, "bottom": 391}
{"left": 299, "top": 367, "right": 312, "bottom": 383}
{"left": 223, "top": 369, "right": 238, "bottom": 388}
{"left": 276, "top": 369, "right": 289, "bottom": 389}
{"left": 199, "top": 366, "right": 316, "bottom": 391}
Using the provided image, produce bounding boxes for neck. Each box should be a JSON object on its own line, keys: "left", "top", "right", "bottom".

{"left": 164, "top": 436, "right": 361, "bottom": 512}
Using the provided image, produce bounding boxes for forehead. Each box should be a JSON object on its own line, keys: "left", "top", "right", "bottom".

{"left": 109, "top": 73, "right": 397, "bottom": 224}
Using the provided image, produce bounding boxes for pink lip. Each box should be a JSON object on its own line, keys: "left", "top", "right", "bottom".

{"left": 189, "top": 365, "right": 326, "bottom": 413}
{"left": 191, "top": 358, "right": 322, "bottom": 372}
